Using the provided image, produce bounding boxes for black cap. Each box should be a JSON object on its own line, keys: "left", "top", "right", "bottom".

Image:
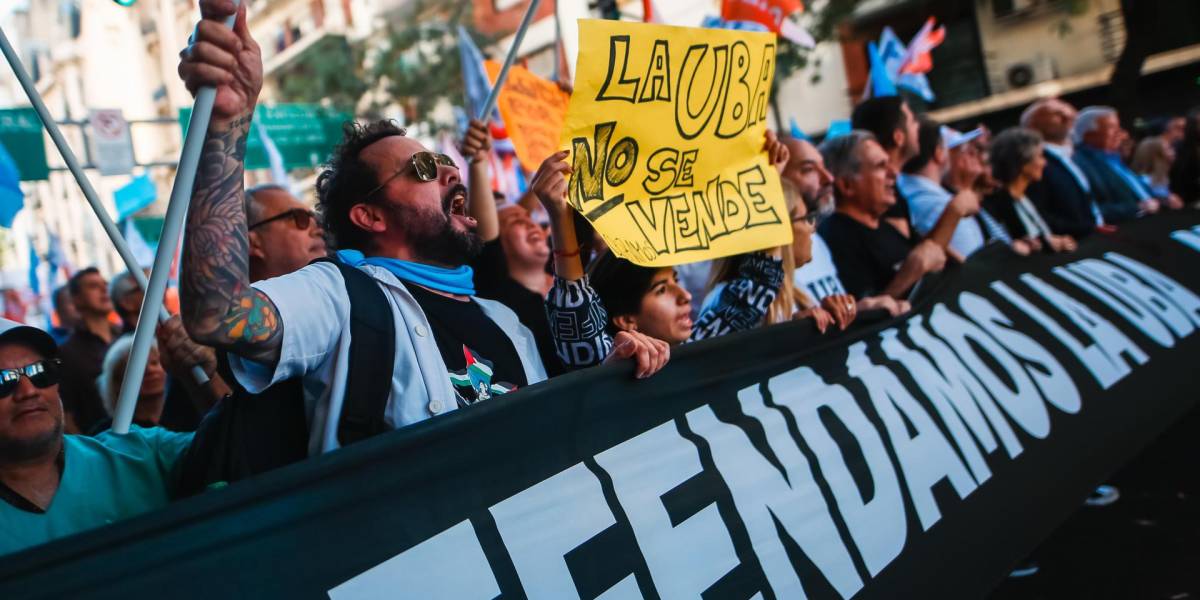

{"left": 0, "top": 318, "right": 57, "bottom": 358}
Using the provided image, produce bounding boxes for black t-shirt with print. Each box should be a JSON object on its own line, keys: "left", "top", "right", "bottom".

{"left": 406, "top": 284, "right": 528, "bottom": 408}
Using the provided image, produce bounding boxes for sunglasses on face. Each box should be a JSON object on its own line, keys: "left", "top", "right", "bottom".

{"left": 248, "top": 208, "right": 317, "bottom": 231}
{"left": 0, "top": 359, "right": 62, "bottom": 398}
{"left": 365, "top": 151, "right": 458, "bottom": 198}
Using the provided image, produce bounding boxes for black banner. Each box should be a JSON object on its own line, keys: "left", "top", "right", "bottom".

{"left": 4, "top": 213, "right": 1200, "bottom": 599}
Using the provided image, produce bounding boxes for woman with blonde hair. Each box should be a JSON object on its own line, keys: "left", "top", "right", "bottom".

{"left": 1131, "top": 135, "right": 1180, "bottom": 204}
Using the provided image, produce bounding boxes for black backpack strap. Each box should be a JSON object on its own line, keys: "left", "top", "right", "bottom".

{"left": 316, "top": 258, "right": 398, "bottom": 446}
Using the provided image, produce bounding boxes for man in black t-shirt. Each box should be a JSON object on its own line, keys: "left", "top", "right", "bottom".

{"left": 818, "top": 131, "right": 946, "bottom": 299}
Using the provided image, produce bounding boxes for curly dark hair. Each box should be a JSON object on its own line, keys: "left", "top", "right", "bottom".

{"left": 315, "top": 120, "right": 408, "bottom": 251}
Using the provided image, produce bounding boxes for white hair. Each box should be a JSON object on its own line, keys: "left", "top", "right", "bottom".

{"left": 1072, "top": 106, "right": 1117, "bottom": 145}
{"left": 96, "top": 333, "right": 157, "bottom": 418}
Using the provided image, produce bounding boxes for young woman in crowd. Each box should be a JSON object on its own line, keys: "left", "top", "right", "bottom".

{"left": 1132, "top": 136, "right": 1177, "bottom": 200}
{"left": 983, "top": 128, "right": 1078, "bottom": 256}
{"left": 531, "top": 133, "right": 793, "bottom": 371}
{"left": 702, "top": 179, "right": 848, "bottom": 334}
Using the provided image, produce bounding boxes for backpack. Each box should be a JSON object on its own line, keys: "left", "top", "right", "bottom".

{"left": 174, "top": 258, "right": 396, "bottom": 497}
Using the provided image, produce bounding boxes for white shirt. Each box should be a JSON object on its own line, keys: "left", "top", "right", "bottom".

{"left": 793, "top": 233, "right": 846, "bottom": 301}
{"left": 229, "top": 262, "right": 547, "bottom": 456}
{"left": 897, "top": 173, "right": 986, "bottom": 257}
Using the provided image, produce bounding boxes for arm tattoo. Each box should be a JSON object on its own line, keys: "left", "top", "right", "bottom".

{"left": 180, "top": 113, "right": 283, "bottom": 364}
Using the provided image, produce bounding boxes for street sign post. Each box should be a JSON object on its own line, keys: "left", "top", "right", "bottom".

{"left": 87, "top": 108, "right": 136, "bottom": 176}
{"left": 179, "top": 103, "right": 350, "bottom": 171}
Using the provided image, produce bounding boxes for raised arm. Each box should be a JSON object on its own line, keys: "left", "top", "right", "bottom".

{"left": 461, "top": 119, "right": 498, "bottom": 241}
{"left": 177, "top": 0, "right": 281, "bottom": 365}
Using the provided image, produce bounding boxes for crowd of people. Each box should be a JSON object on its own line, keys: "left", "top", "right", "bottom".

{"left": 1, "top": 0, "right": 1198, "bottom": 556}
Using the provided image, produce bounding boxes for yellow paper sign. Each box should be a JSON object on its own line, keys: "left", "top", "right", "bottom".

{"left": 560, "top": 19, "right": 790, "bottom": 267}
{"left": 485, "top": 61, "right": 571, "bottom": 175}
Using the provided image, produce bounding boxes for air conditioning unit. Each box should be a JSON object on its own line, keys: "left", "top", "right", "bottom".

{"left": 998, "top": 55, "right": 1057, "bottom": 92}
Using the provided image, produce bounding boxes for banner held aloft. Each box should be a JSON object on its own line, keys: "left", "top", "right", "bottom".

{"left": 560, "top": 20, "right": 791, "bottom": 267}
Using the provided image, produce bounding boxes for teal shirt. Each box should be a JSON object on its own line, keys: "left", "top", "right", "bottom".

{"left": 0, "top": 426, "right": 193, "bottom": 556}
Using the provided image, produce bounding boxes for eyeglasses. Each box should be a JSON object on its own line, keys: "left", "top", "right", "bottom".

{"left": 248, "top": 209, "right": 316, "bottom": 231}
{"left": 793, "top": 213, "right": 820, "bottom": 226}
{"left": 364, "top": 151, "right": 458, "bottom": 199}
{"left": 0, "top": 359, "right": 62, "bottom": 398}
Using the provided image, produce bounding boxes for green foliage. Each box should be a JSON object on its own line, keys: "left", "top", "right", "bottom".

{"left": 276, "top": 37, "right": 369, "bottom": 111}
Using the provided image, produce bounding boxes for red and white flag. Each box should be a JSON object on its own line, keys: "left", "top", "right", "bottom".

{"left": 720, "top": 0, "right": 813, "bottom": 47}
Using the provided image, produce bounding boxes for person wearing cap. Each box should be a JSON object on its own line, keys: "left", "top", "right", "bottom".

{"left": 898, "top": 117, "right": 985, "bottom": 260}
{"left": 0, "top": 318, "right": 194, "bottom": 556}
{"left": 109, "top": 269, "right": 146, "bottom": 332}
{"left": 1020, "top": 98, "right": 1106, "bottom": 238}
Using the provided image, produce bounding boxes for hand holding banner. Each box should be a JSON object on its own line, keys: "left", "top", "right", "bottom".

{"left": 560, "top": 20, "right": 790, "bottom": 267}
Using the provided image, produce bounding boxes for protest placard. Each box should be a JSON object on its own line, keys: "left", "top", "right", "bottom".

{"left": 560, "top": 20, "right": 791, "bottom": 267}
{"left": 484, "top": 61, "right": 570, "bottom": 175}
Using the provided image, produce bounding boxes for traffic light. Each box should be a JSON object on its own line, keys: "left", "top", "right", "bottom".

{"left": 589, "top": 0, "right": 620, "bottom": 20}
{"left": 113, "top": 0, "right": 136, "bottom": 6}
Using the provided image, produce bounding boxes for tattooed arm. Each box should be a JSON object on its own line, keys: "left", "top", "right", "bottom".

{"left": 177, "top": 0, "right": 280, "bottom": 364}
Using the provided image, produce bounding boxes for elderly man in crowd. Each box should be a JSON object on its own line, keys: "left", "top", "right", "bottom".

{"left": 1072, "top": 106, "right": 1180, "bottom": 223}
{"left": 783, "top": 135, "right": 910, "bottom": 317}
{"left": 57, "top": 268, "right": 120, "bottom": 434}
{"left": 1020, "top": 98, "right": 1105, "bottom": 238}
{"left": 244, "top": 183, "right": 328, "bottom": 282}
{"left": 818, "top": 131, "right": 947, "bottom": 299}
{"left": 175, "top": 0, "right": 663, "bottom": 454}
{"left": 0, "top": 318, "right": 193, "bottom": 556}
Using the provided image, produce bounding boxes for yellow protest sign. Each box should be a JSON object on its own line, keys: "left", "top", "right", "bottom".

{"left": 560, "top": 19, "right": 790, "bottom": 267}
{"left": 485, "top": 61, "right": 570, "bottom": 175}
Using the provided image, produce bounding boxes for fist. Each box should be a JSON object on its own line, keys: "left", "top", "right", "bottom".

{"left": 177, "top": 0, "right": 263, "bottom": 126}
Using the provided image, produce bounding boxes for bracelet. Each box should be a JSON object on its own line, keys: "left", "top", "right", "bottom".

{"left": 553, "top": 246, "right": 581, "bottom": 258}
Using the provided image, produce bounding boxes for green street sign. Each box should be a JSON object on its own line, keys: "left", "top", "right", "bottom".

{"left": 179, "top": 103, "right": 351, "bottom": 171}
{"left": 0, "top": 108, "right": 49, "bottom": 181}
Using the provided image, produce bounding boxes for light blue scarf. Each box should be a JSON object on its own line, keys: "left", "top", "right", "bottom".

{"left": 337, "top": 249, "right": 476, "bottom": 296}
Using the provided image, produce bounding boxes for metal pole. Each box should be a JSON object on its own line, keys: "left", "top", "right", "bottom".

{"left": 112, "top": 6, "right": 240, "bottom": 434}
{"left": 0, "top": 24, "right": 210, "bottom": 391}
{"left": 478, "top": 0, "right": 542, "bottom": 120}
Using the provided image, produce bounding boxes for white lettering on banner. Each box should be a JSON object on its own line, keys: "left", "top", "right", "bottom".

{"left": 906, "top": 318, "right": 1022, "bottom": 459}
{"left": 1020, "top": 274, "right": 1149, "bottom": 377}
{"left": 1104, "top": 253, "right": 1200, "bottom": 328}
{"left": 847, "top": 342, "right": 978, "bottom": 531}
{"left": 1055, "top": 265, "right": 1176, "bottom": 348}
{"left": 769, "top": 367, "right": 906, "bottom": 578}
{"left": 1076, "top": 259, "right": 1194, "bottom": 339}
{"left": 593, "top": 421, "right": 741, "bottom": 599}
{"left": 687, "top": 389, "right": 864, "bottom": 600}
{"left": 960, "top": 293, "right": 1081, "bottom": 415}
{"left": 880, "top": 326, "right": 994, "bottom": 484}
{"left": 328, "top": 520, "right": 499, "bottom": 600}
{"left": 490, "top": 463, "right": 634, "bottom": 600}
{"left": 929, "top": 303, "right": 1050, "bottom": 443}
{"left": 992, "top": 281, "right": 1126, "bottom": 390}
{"left": 1171, "top": 229, "right": 1200, "bottom": 252}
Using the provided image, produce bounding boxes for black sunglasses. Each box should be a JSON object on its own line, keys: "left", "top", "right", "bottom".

{"left": 0, "top": 359, "right": 62, "bottom": 398}
{"left": 364, "top": 151, "right": 458, "bottom": 199}
{"left": 249, "top": 208, "right": 316, "bottom": 231}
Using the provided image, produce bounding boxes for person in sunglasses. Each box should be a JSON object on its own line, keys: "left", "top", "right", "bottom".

{"left": 0, "top": 318, "right": 193, "bottom": 556}
{"left": 245, "top": 184, "right": 329, "bottom": 282}
{"left": 176, "top": 1, "right": 614, "bottom": 454}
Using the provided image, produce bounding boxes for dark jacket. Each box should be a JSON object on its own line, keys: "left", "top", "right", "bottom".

{"left": 1072, "top": 145, "right": 1145, "bottom": 223}
{"left": 1025, "top": 149, "right": 1098, "bottom": 238}
{"left": 983, "top": 188, "right": 1051, "bottom": 247}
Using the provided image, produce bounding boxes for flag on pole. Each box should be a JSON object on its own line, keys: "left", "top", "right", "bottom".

{"left": 27, "top": 239, "right": 39, "bottom": 296}
{"left": 826, "top": 119, "right": 853, "bottom": 140}
{"left": 720, "top": 0, "right": 813, "bottom": 47}
{"left": 114, "top": 174, "right": 157, "bottom": 222}
{"left": 867, "top": 41, "right": 898, "bottom": 98}
{"left": 788, "top": 117, "right": 810, "bottom": 141}
{"left": 458, "top": 25, "right": 501, "bottom": 124}
{"left": 642, "top": 0, "right": 662, "bottom": 23}
{"left": 123, "top": 218, "right": 156, "bottom": 268}
{"left": 256, "top": 122, "right": 290, "bottom": 191}
{"left": 0, "top": 141, "right": 24, "bottom": 228}
{"left": 901, "top": 17, "right": 946, "bottom": 75}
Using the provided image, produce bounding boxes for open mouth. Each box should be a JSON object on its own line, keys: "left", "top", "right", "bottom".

{"left": 444, "top": 185, "right": 468, "bottom": 217}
